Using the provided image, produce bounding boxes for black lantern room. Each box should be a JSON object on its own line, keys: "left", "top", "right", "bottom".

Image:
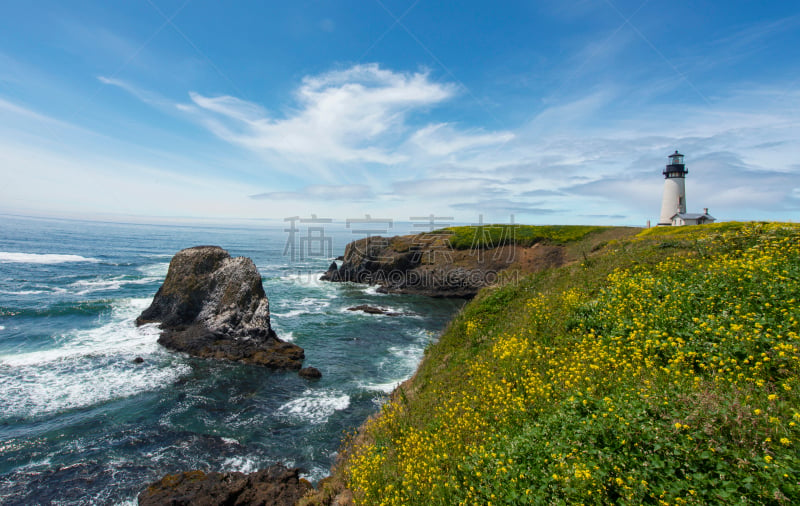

{"left": 663, "top": 150, "right": 688, "bottom": 178}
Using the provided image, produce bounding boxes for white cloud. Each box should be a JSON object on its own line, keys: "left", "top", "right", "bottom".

{"left": 410, "top": 123, "right": 514, "bottom": 157}
{"left": 392, "top": 177, "right": 505, "bottom": 197}
{"left": 182, "top": 64, "right": 459, "bottom": 170}
{"left": 98, "top": 76, "right": 170, "bottom": 107}
{"left": 251, "top": 184, "right": 373, "bottom": 201}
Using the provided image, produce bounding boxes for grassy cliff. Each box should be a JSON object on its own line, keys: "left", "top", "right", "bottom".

{"left": 311, "top": 222, "right": 800, "bottom": 505}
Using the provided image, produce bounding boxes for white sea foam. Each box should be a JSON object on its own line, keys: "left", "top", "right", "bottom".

{"left": 271, "top": 309, "right": 308, "bottom": 318}
{"left": 0, "top": 326, "right": 5, "bottom": 331}
{"left": 0, "top": 289, "right": 47, "bottom": 295}
{"left": 362, "top": 379, "right": 403, "bottom": 393}
{"left": 137, "top": 262, "right": 169, "bottom": 278}
{"left": 381, "top": 329, "right": 435, "bottom": 376}
{"left": 302, "top": 465, "right": 332, "bottom": 484}
{"left": 221, "top": 455, "right": 260, "bottom": 474}
{"left": 0, "top": 252, "right": 100, "bottom": 264}
{"left": 298, "top": 297, "right": 330, "bottom": 307}
{"left": 363, "top": 285, "right": 385, "bottom": 296}
{"left": 69, "top": 275, "right": 157, "bottom": 295}
{"left": 277, "top": 389, "right": 350, "bottom": 424}
{"left": 0, "top": 298, "right": 190, "bottom": 418}
{"left": 272, "top": 298, "right": 330, "bottom": 318}
{"left": 359, "top": 332, "right": 432, "bottom": 396}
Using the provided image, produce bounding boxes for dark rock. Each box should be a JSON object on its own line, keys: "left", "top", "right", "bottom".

{"left": 299, "top": 367, "right": 322, "bottom": 379}
{"left": 335, "top": 255, "right": 344, "bottom": 261}
{"left": 323, "top": 234, "right": 571, "bottom": 298}
{"left": 347, "top": 304, "right": 386, "bottom": 315}
{"left": 133, "top": 357, "right": 144, "bottom": 364}
{"left": 137, "top": 465, "right": 312, "bottom": 506}
{"left": 136, "top": 246, "right": 304, "bottom": 369}
{"left": 321, "top": 234, "right": 512, "bottom": 297}
{"left": 319, "top": 261, "right": 340, "bottom": 282}
{"left": 345, "top": 305, "right": 416, "bottom": 317}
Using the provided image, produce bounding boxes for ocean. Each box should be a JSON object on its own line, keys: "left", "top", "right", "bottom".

{"left": 0, "top": 215, "right": 463, "bottom": 505}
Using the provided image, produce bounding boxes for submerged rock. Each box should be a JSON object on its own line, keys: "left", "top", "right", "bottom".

{"left": 346, "top": 305, "right": 413, "bottom": 317}
{"left": 298, "top": 366, "right": 322, "bottom": 379}
{"left": 137, "top": 465, "right": 312, "bottom": 506}
{"left": 136, "top": 246, "right": 304, "bottom": 369}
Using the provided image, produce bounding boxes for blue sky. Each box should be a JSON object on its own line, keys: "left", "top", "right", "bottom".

{"left": 1, "top": 0, "right": 799, "bottom": 225}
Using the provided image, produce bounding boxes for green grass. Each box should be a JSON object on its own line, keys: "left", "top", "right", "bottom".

{"left": 636, "top": 221, "right": 771, "bottom": 238}
{"left": 434, "top": 224, "right": 609, "bottom": 250}
{"left": 340, "top": 222, "right": 800, "bottom": 505}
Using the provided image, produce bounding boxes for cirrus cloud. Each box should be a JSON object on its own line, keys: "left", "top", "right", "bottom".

{"left": 250, "top": 184, "right": 374, "bottom": 201}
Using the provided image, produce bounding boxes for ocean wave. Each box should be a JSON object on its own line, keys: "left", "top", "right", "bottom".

{"left": 1, "top": 298, "right": 156, "bottom": 367}
{"left": 0, "top": 289, "right": 48, "bottom": 295}
{"left": 136, "top": 262, "right": 169, "bottom": 278}
{"left": 302, "top": 465, "right": 333, "bottom": 484}
{"left": 0, "top": 252, "right": 100, "bottom": 264}
{"left": 271, "top": 309, "right": 309, "bottom": 319}
{"left": 4, "top": 300, "right": 113, "bottom": 319}
{"left": 277, "top": 389, "right": 350, "bottom": 424}
{"left": 0, "top": 298, "right": 190, "bottom": 419}
{"left": 382, "top": 330, "right": 434, "bottom": 373}
{"left": 221, "top": 455, "right": 261, "bottom": 474}
{"left": 361, "top": 379, "right": 403, "bottom": 393}
{"left": 69, "top": 275, "right": 158, "bottom": 295}
{"left": 362, "top": 285, "right": 386, "bottom": 296}
{"left": 271, "top": 298, "right": 331, "bottom": 319}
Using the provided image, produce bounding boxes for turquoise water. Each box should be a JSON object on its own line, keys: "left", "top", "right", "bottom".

{"left": 0, "top": 215, "right": 463, "bottom": 505}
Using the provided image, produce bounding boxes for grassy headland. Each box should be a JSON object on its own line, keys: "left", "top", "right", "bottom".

{"left": 436, "top": 224, "right": 610, "bottom": 250}
{"left": 309, "top": 222, "right": 800, "bottom": 505}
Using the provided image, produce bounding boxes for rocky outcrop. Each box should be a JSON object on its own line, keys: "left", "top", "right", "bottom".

{"left": 346, "top": 305, "right": 414, "bottom": 317}
{"left": 321, "top": 234, "right": 531, "bottom": 297}
{"left": 137, "top": 465, "right": 312, "bottom": 506}
{"left": 136, "top": 246, "right": 304, "bottom": 369}
{"left": 299, "top": 367, "right": 322, "bottom": 379}
{"left": 321, "top": 261, "right": 341, "bottom": 282}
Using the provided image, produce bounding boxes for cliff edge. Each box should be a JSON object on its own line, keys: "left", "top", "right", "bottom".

{"left": 321, "top": 226, "right": 617, "bottom": 297}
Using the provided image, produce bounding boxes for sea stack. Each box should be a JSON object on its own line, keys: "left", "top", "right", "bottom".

{"left": 136, "top": 246, "right": 304, "bottom": 369}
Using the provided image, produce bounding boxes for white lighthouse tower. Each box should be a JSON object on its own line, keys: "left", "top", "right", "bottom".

{"left": 658, "top": 151, "right": 688, "bottom": 226}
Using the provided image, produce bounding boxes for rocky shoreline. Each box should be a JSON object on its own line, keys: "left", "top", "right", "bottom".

{"left": 321, "top": 234, "right": 512, "bottom": 297}
{"left": 138, "top": 465, "right": 313, "bottom": 506}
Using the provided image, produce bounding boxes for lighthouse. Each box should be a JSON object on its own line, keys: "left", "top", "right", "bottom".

{"left": 658, "top": 151, "right": 688, "bottom": 226}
